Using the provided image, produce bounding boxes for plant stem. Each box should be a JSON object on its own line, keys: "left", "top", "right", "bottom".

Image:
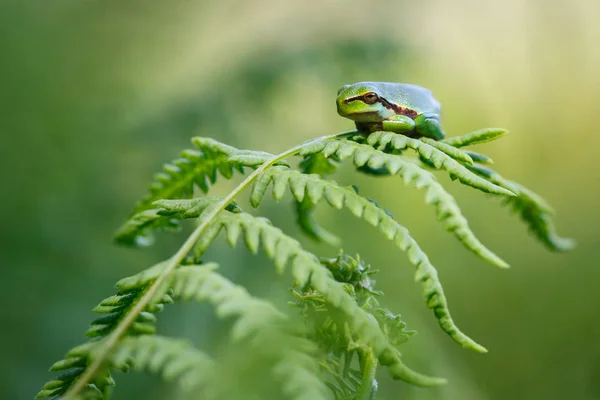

{"left": 64, "top": 131, "right": 356, "bottom": 399}
{"left": 358, "top": 348, "right": 378, "bottom": 400}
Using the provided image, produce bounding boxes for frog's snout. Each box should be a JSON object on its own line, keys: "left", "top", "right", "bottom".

{"left": 336, "top": 96, "right": 346, "bottom": 116}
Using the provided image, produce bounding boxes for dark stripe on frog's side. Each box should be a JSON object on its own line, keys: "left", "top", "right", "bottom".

{"left": 344, "top": 95, "right": 419, "bottom": 119}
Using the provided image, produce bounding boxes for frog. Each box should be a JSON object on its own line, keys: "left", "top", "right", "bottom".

{"left": 336, "top": 81, "right": 445, "bottom": 140}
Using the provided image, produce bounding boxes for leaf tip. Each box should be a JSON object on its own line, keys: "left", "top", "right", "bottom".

{"left": 552, "top": 237, "right": 577, "bottom": 252}
{"left": 464, "top": 338, "right": 488, "bottom": 353}
{"left": 488, "top": 254, "right": 510, "bottom": 269}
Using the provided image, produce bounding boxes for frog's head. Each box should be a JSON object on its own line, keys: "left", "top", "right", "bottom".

{"left": 336, "top": 83, "right": 394, "bottom": 122}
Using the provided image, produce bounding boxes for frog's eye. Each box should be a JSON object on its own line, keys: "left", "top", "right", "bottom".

{"left": 362, "top": 92, "right": 379, "bottom": 105}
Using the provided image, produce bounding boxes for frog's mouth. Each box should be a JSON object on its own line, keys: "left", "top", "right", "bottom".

{"left": 338, "top": 110, "right": 383, "bottom": 122}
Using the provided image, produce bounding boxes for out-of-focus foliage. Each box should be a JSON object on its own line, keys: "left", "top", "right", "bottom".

{"left": 1, "top": 0, "right": 598, "bottom": 399}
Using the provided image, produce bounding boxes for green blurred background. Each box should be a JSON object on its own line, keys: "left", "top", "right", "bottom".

{"left": 1, "top": 1, "right": 599, "bottom": 399}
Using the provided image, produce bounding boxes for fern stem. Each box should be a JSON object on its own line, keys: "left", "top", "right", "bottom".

{"left": 63, "top": 131, "right": 356, "bottom": 399}
{"left": 357, "top": 348, "right": 378, "bottom": 400}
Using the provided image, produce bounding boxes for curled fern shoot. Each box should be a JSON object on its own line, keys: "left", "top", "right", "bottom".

{"left": 293, "top": 251, "right": 419, "bottom": 396}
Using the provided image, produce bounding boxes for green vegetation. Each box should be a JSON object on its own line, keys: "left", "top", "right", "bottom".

{"left": 38, "top": 129, "right": 571, "bottom": 399}
{"left": 3, "top": 2, "right": 596, "bottom": 400}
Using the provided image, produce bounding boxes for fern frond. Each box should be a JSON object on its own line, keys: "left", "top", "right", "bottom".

{"left": 226, "top": 150, "right": 290, "bottom": 168}
{"left": 361, "top": 131, "right": 514, "bottom": 196}
{"left": 299, "top": 139, "right": 508, "bottom": 268}
{"left": 419, "top": 137, "right": 474, "bottom": 164}
{"left": 42, "top": 126, "right": 569, "bottom": 398}
{"left": 464, "top": 150, "right": 494, "bottom": 164}
{"left": 37, "top": 263, "right": 174, "bottom": 399}
{"left": 153, "top": 203, "right": 446, "bottom": 387}
{"left": 295, "top": 153, "right": 341, "bottom": 246}
{"left": 114, "top": 137, "right": 245, "bottom": 247}
{"left": 170, "top": 264, "right": 331, "bottom": 400}
{"left": 114, "top": 197, "right": 240, "bottom": 248}
{"left": 319, "top": 352, "right": 364, "bottom": 399}
{"left": 246, "top": 166, "right": 487, "bottom": 353}
{"left": 441, "top": 128, "right": 508, "bottom": 148}
{"left": 110, "top": 335, "right": 216, "bottom": 393}
{"left": 36, "top": 352, "right": 110, "bottom": 400}
{"left": 134, "top": 137, "right": 243, "bottom": 213}
{"left": 113, "top": 209, "right": 180, "bottom": 248}
{"left": 468, "top": 165, "right": 575, "bottom": 251}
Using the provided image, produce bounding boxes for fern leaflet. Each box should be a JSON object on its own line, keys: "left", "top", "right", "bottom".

{"left": 111, "top": 335, "right": 216, "bottom": 393}
{"left": 36, "top": 262, "right": 174, "bottom": 399}
{"left": 440, "top": 128, "right": 508, "bottom": 148}
{"left": 170, "top": 264, "right": 331, "bottom": 400}
{"left": 468, "top": 164, "right": 575, "bottom": 251}
{"left": 295, "top": 153, "right": 342, "bottom": 246}
{"left": 361, "top": 131, "right": 515, "bottom": 196}
{"left": 114, "top": 137, "right": 244, "bottom": 247}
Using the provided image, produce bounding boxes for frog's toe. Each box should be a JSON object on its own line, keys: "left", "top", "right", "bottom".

{"left": 415, "top": 114, "right": 445, "bottom": 140}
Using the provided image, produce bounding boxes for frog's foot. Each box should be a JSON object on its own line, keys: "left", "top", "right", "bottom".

{"left": 381, "top": 114, "right": 416, "bottom": 133}
{"left": 355, "top": 121, "right": 382, "bottom": 133}
{"left": 415, "top": 112, "right": 446, "bottom": 140}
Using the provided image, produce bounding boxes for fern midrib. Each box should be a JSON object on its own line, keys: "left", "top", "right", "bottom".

{"left": 63, "top": 131, "right": 354, "bottom": 399}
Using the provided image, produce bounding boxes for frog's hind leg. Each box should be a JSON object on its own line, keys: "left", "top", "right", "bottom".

{"left": 381, "top": 114, "right": 416, "bottom": 133}
{"left": 414, "top": 112, "right": 446, "bottom": 140}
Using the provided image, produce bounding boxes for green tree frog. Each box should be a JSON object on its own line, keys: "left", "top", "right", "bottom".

{"left": 336, "top": 81, "right": 445, "bottom": 140}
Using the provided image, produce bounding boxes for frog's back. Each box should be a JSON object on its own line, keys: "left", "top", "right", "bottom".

{"left": 372, "top": 82, "right": 441, "bottom": 115}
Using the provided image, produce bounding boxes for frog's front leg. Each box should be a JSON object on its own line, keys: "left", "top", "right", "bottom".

{"left": 381, "top": 114, "right": 416, "bottom": 133}
{"left": 414, "top": 112, "right": 446, "bottom": 140}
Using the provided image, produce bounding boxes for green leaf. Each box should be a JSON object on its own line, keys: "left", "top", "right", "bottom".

{"left": 441, "top": 128, "right": 509, "bottom": 147}
{"left": 419, "top": 137, "right": 474, "bottom": 164}
{"left": 113, "top": 209, "right": 180, "bottom": 247}
{"left": 170, "top": 265, "right": 331, "bottom": 400}
{"left": 191, "top": 212, "right": 446, "bottom": 386}
{"left": 227, "top": 149, "right": 290, "bottom": 167}
{"left": 299, "top": 140, "right": 509, "bottom": 268}
{"left": 36, "top": 264, "right": 175, "bottom": 399}
{"left": 464, "top": 150, "right": 494, "bottom": 164}
{"left": 110, "top": 336, "right": 215, "bottom": 392}
{"left": 363, "top": 131, "right": 515, "bottom": 196}
{"left": 250, "top": 167, "right": 487, "bottom": 353}
{"left": 295, "top": 198, "right": 341, "bottom": 247}
{"left": 114, "top": 137, "right": 245, "bottom": 247}
{"left": 468, "top": 165, "right": 575, "bottom": 251}
{"left": 113, "top": 197, "right": 240, "bottom": 248}
{"left": 135, "top": 137, "right": 243, "bottom": 213}
{"left": 294, "top": 153, "right": 341, "bottom": 246}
